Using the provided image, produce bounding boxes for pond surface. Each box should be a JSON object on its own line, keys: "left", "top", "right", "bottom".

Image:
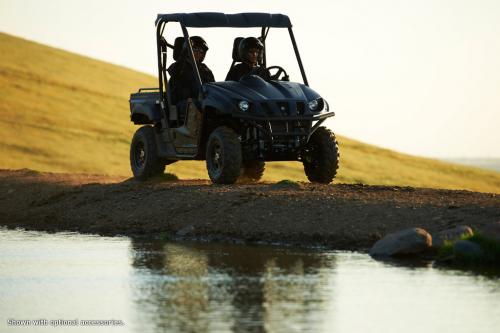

{"left": 0, "top": 229, "right": 499, "bottom": 333}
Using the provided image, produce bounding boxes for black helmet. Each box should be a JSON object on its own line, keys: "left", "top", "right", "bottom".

{"left": 238, "top": 37, "right": 263, "bottom": 64}
{"left": 189, "top": 36, "right": 209, "bottom": 52}
{"left": 183, "top": 36, "right": 208, "bottom": 62}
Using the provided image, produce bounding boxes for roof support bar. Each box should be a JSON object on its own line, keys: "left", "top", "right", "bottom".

{"left": 181, "top": 24, "right": 203, "bottom": 91}
{"left": 261, "top": 27, "right": 267, "bottom": 67}
{"left": 156, "top": 21, "right": 164, "bottom": 99}
{"left": 288, "top": 27, "right": 309, "bottom": 86}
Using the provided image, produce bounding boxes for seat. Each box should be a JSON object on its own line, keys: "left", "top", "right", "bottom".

{"left": 173, "top": 36, "right": 185, "bottom": 61}
{"left": 166, "top": 37, "right": 186, "bottom": 126}
{"left": 227, "top": 37, "right": 244, "bottom": 73}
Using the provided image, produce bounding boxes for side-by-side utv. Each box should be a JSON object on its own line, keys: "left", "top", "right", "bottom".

{"left": 129, "top": 12, "right": 339, "bottom": 184}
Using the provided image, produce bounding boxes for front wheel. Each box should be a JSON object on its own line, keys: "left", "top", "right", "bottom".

{"left": 206, "top": 126, "right": 242, "bottom": 184}
{"left": 302, "top": 127, "right": 339, "bottom": 184}
{"left": 130, "top": 126, "right": 165, "bottom": 180}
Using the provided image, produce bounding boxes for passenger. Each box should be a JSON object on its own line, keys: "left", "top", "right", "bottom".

{"left": 226, "top": 37, "right": 269, "bottom": 81}
{"left": 167, "top": 36, "right": 215, "bottom": 107}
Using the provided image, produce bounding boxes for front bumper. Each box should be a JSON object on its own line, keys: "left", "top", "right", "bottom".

{"left": 234, "top": 110, "right": 334, "bottom": 139}
{"left": 236, "top": 111, "right": 335, "bottom": 161}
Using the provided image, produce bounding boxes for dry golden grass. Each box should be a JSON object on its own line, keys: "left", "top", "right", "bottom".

{"left": 1, "top": 32, "right": 499, "bottom": 193}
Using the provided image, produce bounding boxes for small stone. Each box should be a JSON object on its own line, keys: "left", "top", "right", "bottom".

{"left": 432, "top": 225, "right": 474, "bottom": 248}
{"left": 454, "top": 240, "right": 484, "bottom": 259}
{"left": 369, "top": 228, "right": 432, "bottom": 257}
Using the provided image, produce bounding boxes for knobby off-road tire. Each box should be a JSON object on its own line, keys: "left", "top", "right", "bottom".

{"left": 241, "top": 160, "right": 265, "bottom": 182}
{"left": 206, "top": 126, "right": 242, "bottom": 184}
{"left": 302, "top": 127, "right": 339, "bottom": 184}
{"left": 130, "top": 126, "right": 165, "bottom": 180}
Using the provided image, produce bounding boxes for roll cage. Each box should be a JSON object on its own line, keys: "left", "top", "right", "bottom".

{"left": 155, "top": 12, "right": 310, "bottom": 115}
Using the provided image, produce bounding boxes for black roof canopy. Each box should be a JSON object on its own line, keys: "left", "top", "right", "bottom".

{"left": 156, "top": 12, "right": 292, "bottom": 28}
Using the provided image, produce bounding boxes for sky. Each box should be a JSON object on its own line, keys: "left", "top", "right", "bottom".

{"left": 1, "top": 0, "right": 499, "bottom": 158}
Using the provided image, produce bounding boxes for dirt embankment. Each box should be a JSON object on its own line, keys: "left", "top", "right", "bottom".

{"left": 0, "top": 169, "right": 499, "bottom": 250}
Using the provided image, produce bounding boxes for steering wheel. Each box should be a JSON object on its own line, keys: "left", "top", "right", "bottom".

{"left": 266, "top": 66, "right": 289, "bottom": 81}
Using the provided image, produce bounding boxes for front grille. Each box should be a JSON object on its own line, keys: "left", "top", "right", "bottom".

{"left": 260, "top": 102, "right": 274, "bottom": 116}
{"left": 257, "top": 100, "right": 307, "bottom": 116}
{"left": 296, "top": 102, "right": 305, "bottom": 115}
{"left": 276, "top": 102, "right": 289, "bottom": 116}
{"left": 266, "top": 120, "right": 311, "bottom": 136}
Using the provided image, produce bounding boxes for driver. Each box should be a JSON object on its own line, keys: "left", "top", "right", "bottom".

{"left": 225, "top": 37, "right": 269, "bottom": 81}
{"left": 168, "top": 36, "right": 215, "bottom": 109}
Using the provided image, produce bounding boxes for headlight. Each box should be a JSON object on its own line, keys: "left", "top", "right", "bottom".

{"left": 238, "top": 100, "right": 249, "bottom": 112}
{"left": 308, "top": 98, "right": 325, "bottom": 112}
{"left": 308, "top": 99, "right": 319, "bottom": 111}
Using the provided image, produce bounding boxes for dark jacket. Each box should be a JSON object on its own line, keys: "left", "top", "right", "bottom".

{"left": 167, "top": 60, "right": 215, "bottom": 104}
{"left": 225, "top": 62, "right": 269, "bottom": 81}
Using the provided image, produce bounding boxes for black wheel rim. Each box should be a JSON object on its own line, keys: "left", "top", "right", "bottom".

{"left": 209, "top": 140, "right": 223, "bottom": 175}
{"left": 304, "top": 145, "right": 320, "bottom": 169}
{"left": 134, "top": 141, "right": 146, "bottom": 169}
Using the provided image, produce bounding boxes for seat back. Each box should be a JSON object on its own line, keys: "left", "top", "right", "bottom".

{"left": 232, "top": 37, "right": 244, "bottom": 62}
{"left": 173, "top": 37, "right": 185, "bottom": 61}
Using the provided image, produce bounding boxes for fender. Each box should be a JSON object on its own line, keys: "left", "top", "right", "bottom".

{"left": 130, "top": 91, "right": 162, "bottom": 124}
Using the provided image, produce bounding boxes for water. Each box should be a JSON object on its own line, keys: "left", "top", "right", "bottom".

{"left": 0, "top": 229, "right": 499, "bottom": 333}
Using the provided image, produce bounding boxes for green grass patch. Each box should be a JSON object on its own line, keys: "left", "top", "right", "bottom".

{"left": 273, "top": 179, "right": 302, "bottom": 189}
{"left": 438, "top": 233, "right": 500, "bottom": 265}
{"left": 467, "top": 233, "right": 500, "bottom": 264}
{"left": 276, "top": 179, "right": 299, "bottom": 186}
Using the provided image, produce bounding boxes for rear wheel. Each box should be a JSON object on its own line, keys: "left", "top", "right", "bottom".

{"left": 206, "top": 126, "right": 242, "bottom": 184}
{"left": 130, "top": 126, "right": 165, "bottom": 180}
{"left": 302, "top": 127, "right": 339, "bottom": 184}
{"left": 241, "top": 160, "right": 265, "bottom": 182}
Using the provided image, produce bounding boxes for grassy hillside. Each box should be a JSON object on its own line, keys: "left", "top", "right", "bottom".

{"left": 1, "top": 32, "right": 500, "bottom": 193}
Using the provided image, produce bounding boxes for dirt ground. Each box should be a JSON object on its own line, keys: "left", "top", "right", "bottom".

{"left": 0, "top": 169, "right": 499, "bottom": 250}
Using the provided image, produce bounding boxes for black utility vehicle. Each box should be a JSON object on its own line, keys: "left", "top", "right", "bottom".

{"left": 129, "top": 12, "right": 339, "bottom": 184}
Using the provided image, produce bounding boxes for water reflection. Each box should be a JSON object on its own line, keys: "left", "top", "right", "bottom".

{"left": 1, "top": 229, "right": 499, "bottom": 333}
{"left": 129, "top": 240, "right": 334, "bottom": 332}
{"left": 372, "top": 254, "right": 500, "bottom": 278}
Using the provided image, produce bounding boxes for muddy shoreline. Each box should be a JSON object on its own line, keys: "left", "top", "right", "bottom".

{"left": 1, "top": 169, "right": 499, "bottom": 251}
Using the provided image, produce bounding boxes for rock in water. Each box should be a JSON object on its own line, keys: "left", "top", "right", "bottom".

{"left": 432, "top": 225, "right": 474, "bottom": 248}
{"left": 369, "top": 228, "right": 432, "bottom": 257}
{"left": 454, "top": 240, "right": 484, "bottom": 259}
